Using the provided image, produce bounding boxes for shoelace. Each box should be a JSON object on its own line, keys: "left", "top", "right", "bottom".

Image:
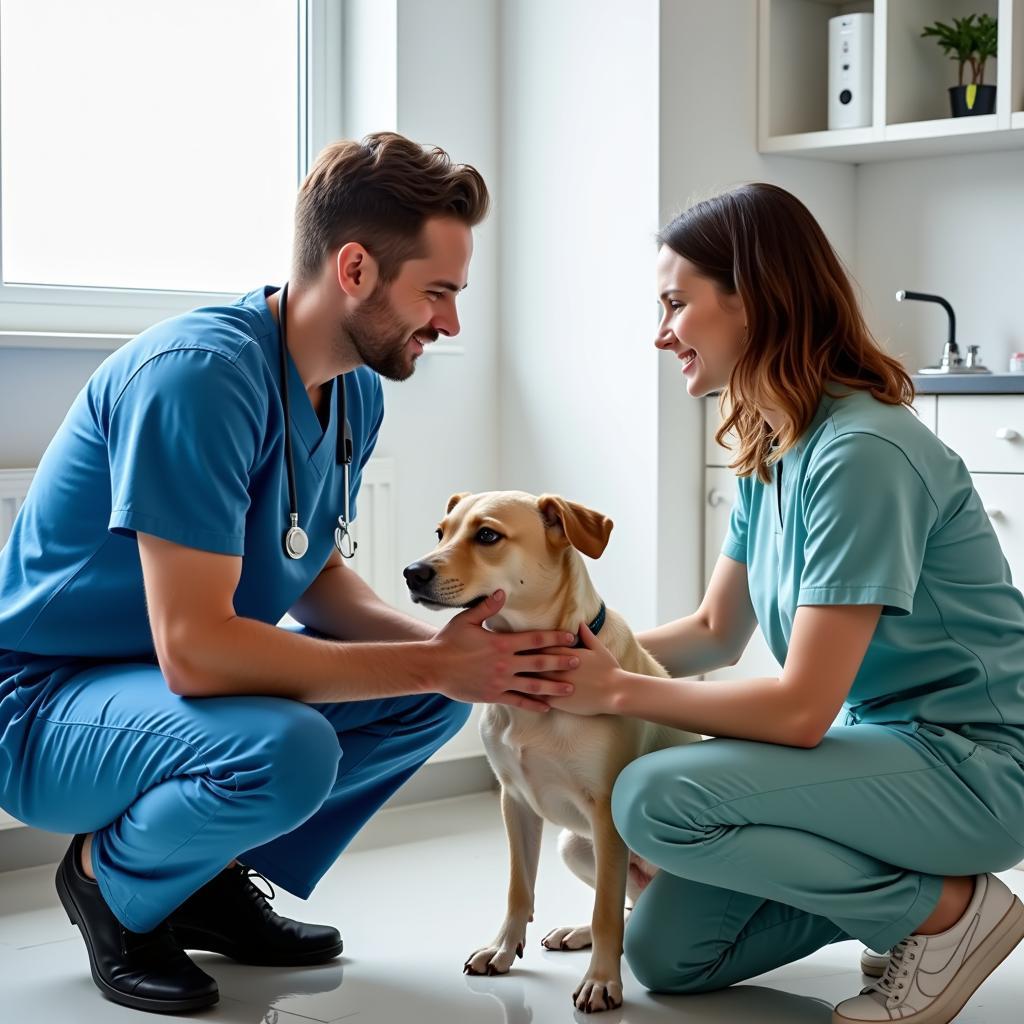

{"left": 238, "top": 865, "right": 277, "bottom": 910}
{"left": 867, "top": 936, "right": 922, "bottom": 1004}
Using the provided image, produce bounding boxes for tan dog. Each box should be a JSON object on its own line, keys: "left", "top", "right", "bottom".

{"left": 403, "top": 491, "right": 701, "bottom": 1013}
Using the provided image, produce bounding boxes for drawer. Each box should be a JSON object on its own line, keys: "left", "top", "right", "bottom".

{"left": 937, "top": 396, "right": 1024, "bottom": 473}
{"left": 704, "top": 397, "right": 734, "bottom": 467}
{"left": 971, "top": 474, "right": 1024, "bottom": 582}
{"left": 913, "top": 395, "right": 937, "bottom": 434}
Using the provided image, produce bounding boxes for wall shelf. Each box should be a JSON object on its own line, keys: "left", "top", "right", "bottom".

{"left": 758, "top": 0, "right": 1023, "bottom": 163}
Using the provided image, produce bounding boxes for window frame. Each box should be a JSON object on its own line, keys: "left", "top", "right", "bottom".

{"left": 0, "top": 0, "right": 342, "bottom": 341}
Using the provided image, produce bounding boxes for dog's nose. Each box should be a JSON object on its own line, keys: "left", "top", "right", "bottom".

{"left": 403, "top": 561, "right": 436, "bottom": 589}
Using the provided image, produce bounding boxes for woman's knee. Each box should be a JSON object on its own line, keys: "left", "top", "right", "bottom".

{"left": 611, "top": 748, "right": 709, "bottom": 856}
{"left": 623, "top": 921, "right": 722, "bottom": 994}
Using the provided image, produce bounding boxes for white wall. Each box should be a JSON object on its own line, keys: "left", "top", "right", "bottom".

{"left": 355, "top": 0, "right": 503, "bottom": 628}
{"left": 498, "top": 0, "right": 663, "bottom": 630}
{"left": 656, "top": 0, "right": 859, "bottom": 621}
{"left": 855, "top": 150, "right": 1024, "bottom": 376}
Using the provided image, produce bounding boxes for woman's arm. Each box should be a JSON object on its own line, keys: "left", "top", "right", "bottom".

{"left": 547, "top": 602, "right": 882, "bottom": 747}
{"left": 637, "top": 555, "right": 758, "bottom": 676}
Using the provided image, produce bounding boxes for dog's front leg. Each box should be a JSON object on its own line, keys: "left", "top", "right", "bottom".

{"left": 464, "top": 787, "right": 543, "bottom": 976}
{"left": 573, "top": 802, "right": 629, "bottom": 1012}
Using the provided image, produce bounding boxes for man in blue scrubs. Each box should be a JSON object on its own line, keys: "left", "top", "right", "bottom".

{"left": 0, "top": 132, "right": 580, "bottom": 1014}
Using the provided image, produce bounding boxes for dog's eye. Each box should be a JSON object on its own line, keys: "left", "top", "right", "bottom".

{"left": 475, "top": 527, "right": 501, "bottom": 545}
{"left": 435, "top": 528, "right": 443, "bottom": 542}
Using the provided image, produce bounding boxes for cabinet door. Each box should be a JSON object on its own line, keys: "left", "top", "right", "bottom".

{"left": 703, "top": 468, "right": 781, "bottom": 681}
{"left": 938, "top": 396, "right": 1024, "bottom": 473}
{"left": 971, "top": 474, "right": 1024, "bottom": 585}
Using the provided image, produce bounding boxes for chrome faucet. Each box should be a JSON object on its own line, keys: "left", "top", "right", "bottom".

{"left": 895, "top": 290, "right": 989, "bottom": 375}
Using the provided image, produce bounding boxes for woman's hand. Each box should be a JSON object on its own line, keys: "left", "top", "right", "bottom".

{"left": 539, "top": 621, "right": 624, "bottom": 716}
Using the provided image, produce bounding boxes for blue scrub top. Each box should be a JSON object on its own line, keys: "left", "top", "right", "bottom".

{"left": 0, "top": 286, "right": 384, "bottom": 659}
{"left": 722, "top": 386, "right": 1024, "bottom": 754}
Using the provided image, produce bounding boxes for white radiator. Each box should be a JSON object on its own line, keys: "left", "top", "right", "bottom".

{"left": 0, "top": 460, "right": 398, "bottom": 602}
{"left": 0, "top": 468, "right": 34, "bottom": 547}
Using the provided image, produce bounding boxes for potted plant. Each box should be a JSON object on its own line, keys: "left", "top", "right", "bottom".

{"left": 921, "top": 13, "right": 998, "bottom": 116}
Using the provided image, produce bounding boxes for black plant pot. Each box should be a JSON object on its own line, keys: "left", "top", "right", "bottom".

{"left": 949, "top": 84, "right": 997, "bottom": 116}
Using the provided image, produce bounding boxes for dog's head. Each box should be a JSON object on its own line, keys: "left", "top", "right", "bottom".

{"left": 403, "top": 490, "right": 613, "bottom": 613}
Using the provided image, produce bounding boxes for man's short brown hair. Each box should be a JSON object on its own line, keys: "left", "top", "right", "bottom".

{"left": 292, "top": 131, "right": 490, "bottom": 284}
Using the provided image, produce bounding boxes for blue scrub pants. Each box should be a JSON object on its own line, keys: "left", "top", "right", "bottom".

{"left": 610, "top": 722, "right": 1024, "bottom": 994}
{"left": 0, "top": 643, "right": 470, "bottom": 933}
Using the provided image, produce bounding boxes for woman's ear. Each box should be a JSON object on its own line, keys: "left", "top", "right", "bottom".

{"left": 537, "top": 495, "right": 613, "bottom": 560}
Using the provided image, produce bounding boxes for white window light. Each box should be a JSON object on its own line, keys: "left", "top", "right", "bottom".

{"left": 0, "top": 0, "right": 340, "bottom": 334}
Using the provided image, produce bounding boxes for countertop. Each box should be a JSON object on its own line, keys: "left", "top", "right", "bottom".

{"left": 912, "top": 373, "right": 1024, "bottom": 394}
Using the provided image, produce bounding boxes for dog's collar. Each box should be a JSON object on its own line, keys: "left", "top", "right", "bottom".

{"left": 574, "top": 602, "right": 607, "bottom": 648}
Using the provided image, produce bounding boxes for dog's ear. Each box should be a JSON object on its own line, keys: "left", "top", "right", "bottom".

{"left": 446, "top": 492, "right": 471, "bottom": 514}
{"left": 537, "top": 495, "right": 613, "bottom": 560}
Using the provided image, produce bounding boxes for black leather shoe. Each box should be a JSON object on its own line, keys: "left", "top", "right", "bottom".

{"left": 166, "top": 863, "right": 343, "bottom": 966}
{"left": 55, "top": 833, "right": 219, "bottom": 1013}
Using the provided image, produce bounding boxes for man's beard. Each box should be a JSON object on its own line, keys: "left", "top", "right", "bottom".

{"left": 342, "top": 286, "right": 435, "bottom": 382}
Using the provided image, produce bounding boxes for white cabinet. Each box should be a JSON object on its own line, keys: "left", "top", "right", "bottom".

{"left": 703, "top": 401, "right": 782, "bottom": 682}
{"left": 700, "top": 392, "right": 1024, "bottom": 682}
{"left": 758, "top": 0, "right": 1024, "bottom": 163}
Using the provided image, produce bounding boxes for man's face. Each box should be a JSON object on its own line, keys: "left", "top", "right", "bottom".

{"left": 344, "top": 216, "right": 473, "bottom": 382}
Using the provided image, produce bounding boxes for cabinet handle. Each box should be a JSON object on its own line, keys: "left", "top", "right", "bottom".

{"left": 985, "top": 507, "right": 1004, "bottom": 520}
{"left": 707, "top": 489, "right": 728, "bottom": 508}
{"left": 995, "top": 427, "right": 1019, "bottom": 441}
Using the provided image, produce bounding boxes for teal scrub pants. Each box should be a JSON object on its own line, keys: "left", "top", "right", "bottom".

{"left": 610, "top": 722, "right": 1024, "bottom": 993}
{"left": 0, "top": 643, "right": 470, "bottom": 933}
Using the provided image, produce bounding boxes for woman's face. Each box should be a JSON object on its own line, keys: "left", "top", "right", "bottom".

{"left": 654, "top": 245, "right": 746, "bottom": 398}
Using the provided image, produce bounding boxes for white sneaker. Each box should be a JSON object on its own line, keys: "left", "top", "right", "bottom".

{"left": 859, "top": 947, "right": 891, "bottom": 978}
{"left": 834, "top": 873, "right": 1024, "bottom": 1023}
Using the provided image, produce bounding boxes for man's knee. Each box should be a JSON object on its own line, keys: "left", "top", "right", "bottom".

{"left": 256, "top": 703, "right": 340, "bottom": 816}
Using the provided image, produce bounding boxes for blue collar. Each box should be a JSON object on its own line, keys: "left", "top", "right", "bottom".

{"left": 575, "top": 602, "right": 607, "bottom": 648}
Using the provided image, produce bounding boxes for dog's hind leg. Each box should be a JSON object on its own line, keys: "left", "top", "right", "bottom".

{"left": 542, "top": 829, "right": 648, "bottom": 953}
{"left": 541, "top": 830, "right": 597, "bottom": 951}
{"left": 464, "top": 788, "right": 543, "bottom": 977}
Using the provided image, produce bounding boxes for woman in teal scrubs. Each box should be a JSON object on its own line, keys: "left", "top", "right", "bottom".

{"left": 543, "top": 183, "right": 1024, "bottom": 1024}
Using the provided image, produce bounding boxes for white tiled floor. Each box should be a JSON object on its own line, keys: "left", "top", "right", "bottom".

{"left": 1, "top": 791, "right": 1022, "bottom": 1023}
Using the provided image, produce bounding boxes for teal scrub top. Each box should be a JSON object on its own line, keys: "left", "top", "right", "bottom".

{"left": 0, "top": 286, "right": 384, "bottom": 660}
{"left": 722, "top": 387, "right": 1024, "bottom": 753}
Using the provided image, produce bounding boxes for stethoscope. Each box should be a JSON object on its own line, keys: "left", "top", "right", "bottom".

{"left": 278, "top": 283, "right": 358, "bottom": 561}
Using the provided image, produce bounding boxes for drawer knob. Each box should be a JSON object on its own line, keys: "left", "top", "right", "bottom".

{"left": 995, "top": 427, "right": 1020, "bottom": 441}
{"left": 707, "top": 489, "right": 728, "bottom": 508}
{"left": 985, "top": 507, "right": 1004, "bottom": 520}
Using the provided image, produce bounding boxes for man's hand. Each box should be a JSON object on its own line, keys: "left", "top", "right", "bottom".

{"left": 429, "top": 590, "right": 579, "bottom": 712}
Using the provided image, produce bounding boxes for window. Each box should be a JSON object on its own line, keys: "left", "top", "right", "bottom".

{"left": 0, "top": 0, "right": 340, "bottom": 330}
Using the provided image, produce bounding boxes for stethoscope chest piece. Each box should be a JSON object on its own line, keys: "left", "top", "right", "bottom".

{"left": 284, "top": 514, "right": 309, "bottom": 560}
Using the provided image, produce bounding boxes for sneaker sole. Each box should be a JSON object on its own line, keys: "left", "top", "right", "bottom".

{"left": 56, "top": 864, "right": 219, "bottom": 1014}
{"left": 859, "top": 954, "right": 887, "bottom": 978}
{"left": 834, "top": 895, "right": 1024, "bottom": 1024}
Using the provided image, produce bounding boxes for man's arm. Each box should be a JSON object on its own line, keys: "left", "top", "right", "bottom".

{"left": 137, "top": 532, "right": 579, "bottom": 708}
{"left": 288, "top": 548, "right": 435, "bottom": 642}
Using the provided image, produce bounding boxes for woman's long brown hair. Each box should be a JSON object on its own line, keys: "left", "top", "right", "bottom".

{"left": 658, "top": 183, "right": 914, "bottom": 483}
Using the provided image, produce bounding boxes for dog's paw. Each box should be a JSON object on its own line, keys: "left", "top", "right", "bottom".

{"left": 463, "top": 941, "right": 524, "bottom": 976}
{"left": 572, "top": 974, "right": 623, "bottom": 1013}
{"left": 541, "top": 924, "right": 592, "bottom": 951}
